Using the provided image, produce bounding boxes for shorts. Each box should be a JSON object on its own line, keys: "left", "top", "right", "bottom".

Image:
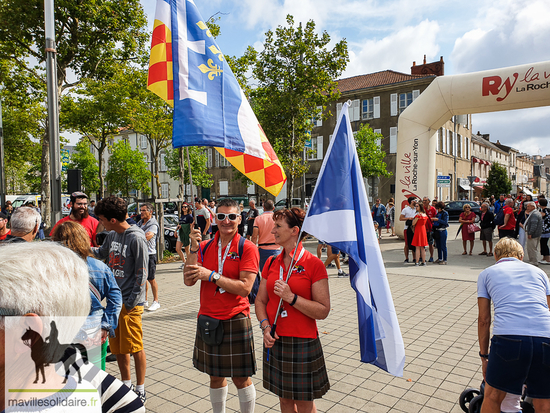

{"left": 486, "top": 335, "right": 550, "bottom": 398}
{"left": 480, "top": 227, "right": 493, "bottom": 241}
{"left": 110, "top": 304, "right": 144, "bottom": 355}
{"left": 246, "top": 221, "right": 255, "bottom": 236}
{"left": 147, "top": 254, "right": 157, "bottom": 281}
{"left": 330, "top": 245, "right": 340, "bottom": 255}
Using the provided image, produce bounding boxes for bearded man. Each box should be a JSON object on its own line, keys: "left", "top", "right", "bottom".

{"left": 50, "top": 191, "right": 99, "bottom": 246}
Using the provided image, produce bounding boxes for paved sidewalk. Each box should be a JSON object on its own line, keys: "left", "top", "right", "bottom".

{"left": 107, "top": 224, "right": 549, "bottom": 412}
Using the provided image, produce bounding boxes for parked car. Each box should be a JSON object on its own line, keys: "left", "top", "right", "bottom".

{"left": 274, "top": 198, "right": 309, "bottom": 211}
{"left": 97, "top": 214, "right": 180, "bottom": 253}
{"left": 444, "top": 201, "right": 481, "bottom": 222}
{"left": 162, "top": 214, "right": 179, "bottom": 252}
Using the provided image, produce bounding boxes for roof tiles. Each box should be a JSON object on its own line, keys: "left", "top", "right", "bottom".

{"left": 337, "top": 70, "right": 435, "bottom": 93}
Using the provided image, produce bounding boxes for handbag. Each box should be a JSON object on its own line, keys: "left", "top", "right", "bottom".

{"left": 467, "top": 223, "right": 481, "bottom": 234}
{"left": 197, "top": 314, "right": 224, "bottom": 346}
{"left": 432, "top": 228, "right": 440, "bottom": 240}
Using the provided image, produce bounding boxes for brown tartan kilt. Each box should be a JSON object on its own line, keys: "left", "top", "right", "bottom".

{"left": 193, "top": 313, "right": 256, "bottom": 378}
{"left": 263, "top": 336, "right": 330, "bottom": 401}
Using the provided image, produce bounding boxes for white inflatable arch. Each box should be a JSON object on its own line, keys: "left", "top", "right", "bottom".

{"left": 395, "top": 60, "right": 550, "bottom": 236}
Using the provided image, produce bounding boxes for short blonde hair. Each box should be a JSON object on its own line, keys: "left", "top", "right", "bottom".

{"left": 494, "top": 237, "right": 524, "bottom": 260}
{"left": 463, "top": 203, "right": 472, "bottom": 211}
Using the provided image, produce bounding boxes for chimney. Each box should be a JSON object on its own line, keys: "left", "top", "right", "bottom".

{"left": 411, "top": 56, "right": 444, "bottom": 76}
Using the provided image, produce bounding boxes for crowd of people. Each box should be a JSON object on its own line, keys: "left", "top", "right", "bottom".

{"left": 391, "top": 191, "right": 550, "bottom": 267}
{"left": 1, "top": 194, "right": 334, "bottom": 413}
{"left": 2, "top": 190, "right": 550, "bottom": 412}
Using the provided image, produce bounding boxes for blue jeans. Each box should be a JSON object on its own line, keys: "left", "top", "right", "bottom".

{"left": 435, "top": 230, "right": 447, "bottom": 261}
{"left": 259, "top": 248, "right": 280, "bottom": 273}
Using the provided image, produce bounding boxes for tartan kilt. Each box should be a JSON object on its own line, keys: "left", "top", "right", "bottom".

{"left": 263, "top": 336, "right": 330, "bottom": 401}
{"left": 193, "top": 313, "right": 256, "bottom": 378}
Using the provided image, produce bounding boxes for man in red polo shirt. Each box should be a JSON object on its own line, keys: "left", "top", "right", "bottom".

{"left": 184, "top": 197, "right": 259, "bottom": 413}
{"left": 498, "top": 198, "right": 517, "bottom": 239}
{"left": 50, "top": 191, "right": 99, "bottom": 246}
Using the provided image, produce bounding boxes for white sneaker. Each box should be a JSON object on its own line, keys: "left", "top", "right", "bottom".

{"left": 144, "top": 301, "right": 149, "bottom": 308}
{"left": 147, "top": 301, "right": 161, "bottom": 311}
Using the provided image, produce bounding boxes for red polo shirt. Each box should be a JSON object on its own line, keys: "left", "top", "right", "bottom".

{"left": 197, "top": 232, "right": 259, "bottom": 319}
{"left": 500, "top": 206, "right": 516, "bottom": 230}
{"left": 262, "top": 244, "right": 328, "bottom": 338}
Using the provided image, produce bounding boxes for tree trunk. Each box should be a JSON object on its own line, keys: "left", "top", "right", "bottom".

{"left": 41, "top": 131, "right": 51, "bottom": 228}
{"left": 98, "top": 141, "right": 106, "bottom": 198}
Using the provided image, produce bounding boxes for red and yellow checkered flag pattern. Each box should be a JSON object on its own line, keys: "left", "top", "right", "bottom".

{"left": 147, "top": 0, "right": 173, "bottom": 107}
{"left": 215, "top": 125, "right": 286, "bottom": 196}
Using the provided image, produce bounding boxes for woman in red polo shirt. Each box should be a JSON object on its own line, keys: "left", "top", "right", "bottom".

{"left": 255, "top": 207, "right": 331, "bottom": 412}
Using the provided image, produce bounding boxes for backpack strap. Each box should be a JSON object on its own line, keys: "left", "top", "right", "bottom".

{"left": 199, "top": 238, "right": 216, "bottom": 262}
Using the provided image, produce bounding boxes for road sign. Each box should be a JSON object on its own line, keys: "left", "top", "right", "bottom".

{"left": 437, "top": 175, "right": 451, "bottom": 188}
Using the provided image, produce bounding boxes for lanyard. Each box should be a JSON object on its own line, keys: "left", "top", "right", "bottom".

{"left": 218, "top": 237, "right": 233, "bottom": 276}
{"left": 279, "top": 246, "right": 306, "bottom": 281}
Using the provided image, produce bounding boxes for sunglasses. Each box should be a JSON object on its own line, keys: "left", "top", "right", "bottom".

{"left": 216, "top": 213, "right": 239, "bottom": 221}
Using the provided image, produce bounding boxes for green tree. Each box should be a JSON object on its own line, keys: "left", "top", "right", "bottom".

{"left": 483, "top": 162, "right": 512, "bottom": 198}
{"left": 106, "top": 141, "right": 150, "bottom": 198}
{"left": 125, "top": 68, "right": 173, "bottom": 202}
{"left": 0, "top": 0, "right": 148, "bottom": 225}
{"left": 69, "top": 139, "right": 100, "bottom": 195}
{"left": 61, "top": 66, "right": 134, "bottom": 198}
{"left": 165, "top": 148, "right": 213, "bottom": 201}
{"left": 251, "top": 15, "right": 349, "bottom": 199}
{"left": 0, "top": 61, "right": 43, "bottom": 194}
{"left": 355, "top": 124, "right": 392, "bottom": 178}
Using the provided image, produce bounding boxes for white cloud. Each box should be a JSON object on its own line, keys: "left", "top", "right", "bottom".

{"left": 451, "top": 0, "right": 550, "bottom": 73}
{"left": 473, "top": 106, "right": 550, "bottom": 155}
{"left": 343, "top": 19, "right": 441, "bottom": 77}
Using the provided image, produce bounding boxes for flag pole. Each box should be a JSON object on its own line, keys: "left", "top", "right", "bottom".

{"left": 268, "top": 225, "right": 304, "bottom": 361}
{"left": 186, "top": 147, "right": 196, "bottom": 222}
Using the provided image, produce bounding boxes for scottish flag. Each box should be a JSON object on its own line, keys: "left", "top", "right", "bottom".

{"left": 302, "top": 101, "right": 405, "bottom": 376}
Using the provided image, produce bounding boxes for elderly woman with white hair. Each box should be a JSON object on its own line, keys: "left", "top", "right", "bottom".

{"left": 0, "top": 242, "right": 145, "bottom": 412}
{"left": 477, "top": 237, "right": 550, "bottom": 412}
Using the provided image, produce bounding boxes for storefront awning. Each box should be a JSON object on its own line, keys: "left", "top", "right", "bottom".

{"left": 459, "top": 184, "right": 472, "bottom": 190}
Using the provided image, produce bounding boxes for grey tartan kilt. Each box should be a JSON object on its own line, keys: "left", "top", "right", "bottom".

{"left": 263, "top": 336, "right": 330, "bottom": 401}
{"left": 193, "top": 313, "right": 256, "bottom": 378}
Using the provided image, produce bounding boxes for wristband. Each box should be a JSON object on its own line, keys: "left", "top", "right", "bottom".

{"left": 261, "top": 324, "right": 271, "bottom": 332}
{"left": 479, "top": 351, "right": 489, "bottom": 359}
{"left": 209, "top": 271, "right": 215, "bottom": 282}
{"left": 190, "top": 247, "right": 199, "bottom": 254}
{"left": 289, "top": 294, "right": 298, "bottom": 306}
{"left": 259, "top": 318, "right": 268, "bottom": 326}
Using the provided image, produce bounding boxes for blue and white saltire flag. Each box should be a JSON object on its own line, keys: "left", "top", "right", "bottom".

{"left": 302, "top": 101, "right": 405, "bottom": 377}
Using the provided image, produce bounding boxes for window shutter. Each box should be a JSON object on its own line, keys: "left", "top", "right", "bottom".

{"left": 373, "top": 96, "right": 380, "bottom": 119}
{"left": 316, "top": 136, "right": 323, "bottom": 160}
{"left": 207, "top": 148, "right": 212, "bottom": 167}
{"left": 374, "top": 128, "right": 381, "bottom": 135}
{"left": 316, "top": 106, "right": 322, "bottom": 127}
{"left": 215, "top": 150, "right": 219, "bottom": 167}
{"left": 219, "top": 180, "right": 228, "bottom": 196}
{"left": 161, "top": 153, "right": 168, "bottom": 171}
{"left": 389, "top": 127, "right": 397, "bottom": 153}
{"left": 352, "top": 99, "right": 360, "bottom": 121}
{"left": 390, "top": 94, "right": 398, "bottom": 116}
{"left": 412, "top": 90, "right": 420, "bottom": 101}
{"left": 453, "top": 132, "right": 457, "bottom": 156}
{"left": 336, "top": 103, "right": 342, "bottom": 119}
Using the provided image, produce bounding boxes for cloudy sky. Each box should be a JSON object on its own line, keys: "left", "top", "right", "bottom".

{"left": 139, "top": 0, "right": 550, "bottom": 155}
